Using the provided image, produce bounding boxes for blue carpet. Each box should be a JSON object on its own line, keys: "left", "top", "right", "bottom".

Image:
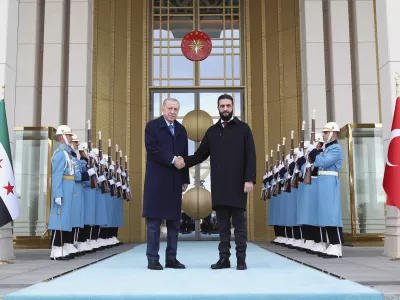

{"left": 5, "top": 242, "right": 383, "bottom": 300}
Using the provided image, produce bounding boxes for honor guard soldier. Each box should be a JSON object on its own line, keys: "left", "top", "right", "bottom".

{"left": 91, "top": 148, "right": 108, "bottom": 249}
{"left": 99, "top": 154, "right": 115, "bottom": 246}
{"left": 308, "top": 122, "right": 344, "bottom": 258}
{"left": 306, "top": 134, "right": 327, "bottom": 255}
{"left": 80, "top": 144, "right": 99, "bottom": 250}
{"left": 70, "top": 135, "right": 91, "bottom": 255}
{"left": 48, "top": 125, "right": 75, "bottom": 260}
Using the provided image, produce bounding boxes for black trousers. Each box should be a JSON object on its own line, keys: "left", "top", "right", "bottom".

{"left": 78, "top": 226, "right": 90, "bottom": 242}
{"left": 216, "top": 206, "right": 247, "bottom": 261}
{"left": 326, "top": 226, "right": 343, "bottom": 245}
{"left": 146, "top": 218, "right": 180, "bottom": 263}
{"left": 51, "top": 230, "right": 73, "bottom": 247}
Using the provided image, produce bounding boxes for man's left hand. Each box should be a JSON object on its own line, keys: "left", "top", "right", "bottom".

{"left": 244, "top": 182, "right": 253, "bottom": 193}
{"left": 182, "top": 184, "right": 188, "bottom": 192}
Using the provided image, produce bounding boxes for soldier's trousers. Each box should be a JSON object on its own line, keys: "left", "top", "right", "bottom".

{"left": 326, "top": 226, "right": 343, "bottom": 245}
{"left": 51, "top": 230, "right": 67, "bottom": 247}
{"left": 216, "top": 206, "right": 247, "bottom": 261}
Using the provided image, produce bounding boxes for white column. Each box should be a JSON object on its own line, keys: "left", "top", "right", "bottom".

{"left": 376, "top": 0, "right": 400, "bottom": 259}
{"left": 326, "top": 0, "right": 354, "bottom": 125}
{"left": 300, "top": 0, "right": 328, "bottom": 135}
{"left": 350, "top": 0, "right": 380, "bottom": 123}
{"left": 0, "top": 0, "right": 19, "bottom": 261}
{"left": 67, "top": 0, "right": 93, "bottom": 140}
{"left": 15, "top": 0, "right": 43, "bottom": 126}
{"left": 41, "top": 0, "right": 68, "bottom": 127}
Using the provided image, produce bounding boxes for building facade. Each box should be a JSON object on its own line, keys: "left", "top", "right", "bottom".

{"left": 1, "top": 0, "right": 399, "bottom": 254}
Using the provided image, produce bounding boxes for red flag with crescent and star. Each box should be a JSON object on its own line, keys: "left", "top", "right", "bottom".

{"left": 383, "top": 96, "right": 400, "bottom": 211}
{"left": 0, "top": 94, "right": 18, "bottom": 228}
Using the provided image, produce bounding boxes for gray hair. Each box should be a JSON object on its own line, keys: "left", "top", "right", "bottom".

{"left": 163, "top": 98, "right": 180, "bottom": 108}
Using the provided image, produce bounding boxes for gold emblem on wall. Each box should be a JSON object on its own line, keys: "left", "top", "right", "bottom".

{"left": 182, "top": 110, "right": 213, "bottom": 142}
{"left": 182, "top": 187, "right": 212, "bottom": 220}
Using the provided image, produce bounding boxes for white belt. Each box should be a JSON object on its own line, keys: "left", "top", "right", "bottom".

{"left": 318, "top": 171, "right": 338, "bottom": 176}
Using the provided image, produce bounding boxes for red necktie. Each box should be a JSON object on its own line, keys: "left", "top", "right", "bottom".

{"left": 223, "top": 121, "right": 228, "bottom": 128}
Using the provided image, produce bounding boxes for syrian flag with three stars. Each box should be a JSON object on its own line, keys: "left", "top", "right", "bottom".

{"left": 0, "top": 96, "right": 18, "bottom": 228}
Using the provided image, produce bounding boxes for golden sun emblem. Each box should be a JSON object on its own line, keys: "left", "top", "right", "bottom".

{"left": 190, "top": 39, "right": 204, "bottom": 54}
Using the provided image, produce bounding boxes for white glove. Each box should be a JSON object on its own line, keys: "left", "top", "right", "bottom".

{"left": 117, "top": 168, "right": 122, "bottom": 174}
{"left": 87, "top": 168, "right": 96, "bottom": 176}
{"left": 98, "top": 175, "right": 106, "bottom": 183}
{"left": 55, "top": 197, "right": 62, "bottom": 206}
{"left": 109, "top": 165, "right": 115, "bottom": 171}
{"left": 109, "top": 179, "right": 115, "bottom": 185}
{"left": 121, "top": 172, "right": 126, "bottom": 177}
{"left": 100, "top": 160, "right": 107, "bottom": 166}
{"left": 126, "top": 188, "right": 131, "bottom": 193}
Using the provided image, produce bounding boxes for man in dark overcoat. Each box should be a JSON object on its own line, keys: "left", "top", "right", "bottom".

{"left": 176, "top": 94, "right": 256, "bottom": 270}
{"left": 142, "top": 98, "right": 190, "bottom": 270}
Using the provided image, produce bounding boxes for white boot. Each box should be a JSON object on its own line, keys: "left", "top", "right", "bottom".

{"left": 112, "top": 236, "right": 120, "bottom": 244}
{"left": 322, "top": 244, "right": 342, "bottom": 258}
{"left": 50, "top": 246, "right": 68, "bottom": 260}
{"left": 311, "top": 242, "right": 327, "bottom": 254}
{"left": 65, "top": 243, "right": 78, "bottom": 254}
{"left": 292, "top": 239, "right": 304, "bottom": 248}
{"left": 304, "top": 240, "right": 316, "bottom": 251}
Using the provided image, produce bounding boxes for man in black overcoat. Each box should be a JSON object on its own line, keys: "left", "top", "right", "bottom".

{"left": 142, "top": 98, "right": 190, "bottom": 270}
{"left": 175, "top": 94, "right": 256, "bottom": 270}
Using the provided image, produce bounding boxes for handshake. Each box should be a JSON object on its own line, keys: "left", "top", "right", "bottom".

{"left": 174, "top": 156, "right": 185, "bottom": 169}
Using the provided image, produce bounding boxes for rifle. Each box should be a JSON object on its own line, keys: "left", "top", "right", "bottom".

{"left": 115, "top": 144, "right": 123, "bottom": 198}
{"left": 284, "top": 133, "right": 294, "bottom": 193}
{"left": 98, "top": 131, "right": 110, "bottom": 194}
{"left": 125, "top": 156, "right": 133, "bottom": 202}
{"left": 120, "top": 150, "right": 128, "bottom": 200}
{"left": 303, "top": 115, "right": 315, "bottom": 185}
{"left": 87, "top": 120, "right": 98, "bottom": 189}
{"left": 107, "top": 139, "right": 116, "bottom": 196}
{"left": 266, "top": 150, "right": 273, "bottom": 199}
{"left": 276, "top": 145, "right": 281, "bottom": 195}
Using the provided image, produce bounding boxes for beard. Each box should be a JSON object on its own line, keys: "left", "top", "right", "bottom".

{"left": 219, "top": 110, "right": 233, "bottom": 121}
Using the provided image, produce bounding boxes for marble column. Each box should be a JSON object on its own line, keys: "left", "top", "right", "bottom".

{"left": 299, "top": 0, "right": 328, "bottom": 136}
{"left": 0, "top": 0, "right": 19, "bottom": 261}
{"left": 67, "top": 0, "right": 93, "bottom": 140}
{"left": 350, "top": 0, "right": 380, "bottom": 123}
{"left": 40, "top": 0, "right": 69, "bottom": 127}
{"left": 326, "top": 0, "right": 353, "bottom": 125}
{"left": 15, "top": 0, "right": 44, "bottom": 126}
{"left": 376, "top": 0, "right": 400, "bottom": 259}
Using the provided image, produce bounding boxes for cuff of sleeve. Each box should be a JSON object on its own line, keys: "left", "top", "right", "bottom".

{"left": 171, "top": 156, "right": 176, "bottom": 164}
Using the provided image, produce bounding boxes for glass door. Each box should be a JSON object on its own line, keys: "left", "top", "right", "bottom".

{"left": 150, "top": 89, "right": 243, "bottom": 240}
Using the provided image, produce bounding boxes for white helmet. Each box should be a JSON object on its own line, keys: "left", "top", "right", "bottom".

{"left": 71, "top": 134, "right": 79, "bottom": 142}
{"left": 322, "top": 122, "right": 340, "bottom": 143}
{"left": 78, "top": 142, "right": 88, "bottom": 152}
{"left": 314, "top": 133, "right": 324, "bottom": 145}
{"left": 56, "top": 125, "right": 73, "bottom": 136}
{"left": 91, "top": 148, "right": 99, "bottom": 156}
{"left": 323, "top": 122, "right": 340, "bottom": 132}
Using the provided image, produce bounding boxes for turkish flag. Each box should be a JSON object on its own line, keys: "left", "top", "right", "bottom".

{"left": 383, "top": 97, "right": 400, "bottom": 210}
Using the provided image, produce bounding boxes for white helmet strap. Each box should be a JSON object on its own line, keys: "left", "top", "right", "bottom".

{"left": 325, "top": 131, "right": 334, "bottom": 144}
{"left": 62, "top": 133, "right": 71, "bottom": 147}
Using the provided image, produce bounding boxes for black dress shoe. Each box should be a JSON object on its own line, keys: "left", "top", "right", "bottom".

{"left": 237, "top": 261, "right": 247, "bottom": 270}
{"left": 211, "top": 257, "right": 231, "bottom": 269}
{"left": 165, "top": 259, "right": 186, "bottom": 269}
{"left": 148, "top": 261, "right": 163, "bottom": 270}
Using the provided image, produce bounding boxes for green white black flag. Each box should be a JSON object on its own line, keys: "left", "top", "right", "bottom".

{"left": 0, "top": 97, "right": 18, "bottom": 228}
